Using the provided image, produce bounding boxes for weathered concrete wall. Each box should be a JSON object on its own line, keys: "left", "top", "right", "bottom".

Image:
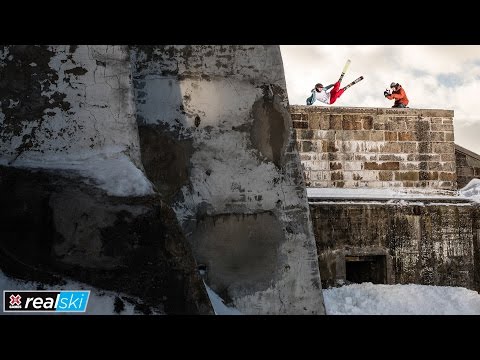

{"left": 290, "top": 106, "right": 456, "bottom": 190}
{"left": 131, "top": 45, "right": 324, "bottom": 314}
{"left": 310, "top": 200, "right": 480, "bottom": 291}
{"left": 0, "top": 165, "right": 213, "bottom": 314}
{"left": 0, "top": 46, "right": 210, "bottom": 313}
{"left": 0, "top": 46, "right": 143, "bottom": 172}
{"left": 455, "top": 144, "right": 480, "bottom": 189}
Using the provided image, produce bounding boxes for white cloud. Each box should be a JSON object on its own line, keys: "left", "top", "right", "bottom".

{"left": 281, "top": 45, "right": 480, "bottom": 154}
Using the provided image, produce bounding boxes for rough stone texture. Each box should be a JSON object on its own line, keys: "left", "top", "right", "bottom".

{"left": 309, "top": 200, "right": 480, "bottom": 292}
{"left": 0, "top": 45, "right": 142, "bottom": 169}
{"left": 0, "top": 166, "right": 213, "bottom": 314}
{"left": 0, "top": 45, "right": 210, "bottom": 313}
{"left": 455, "top": 144, "right": 480, "bottom": 189}
{"left": 291, "top": 106, "right": 457, "bottom": 191}
{"left": 131, "top": 45, "right": 324, "bottom": 314}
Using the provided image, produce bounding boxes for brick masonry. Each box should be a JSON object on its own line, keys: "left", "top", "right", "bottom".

{"left": 290, "top": 106, "right": 456, "bottom": 190}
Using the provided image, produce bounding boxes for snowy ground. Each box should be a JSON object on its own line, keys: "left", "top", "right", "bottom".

{"left": 208, "top": 282, "right": 480, "bottom": 315}
{"left": 323, "top": 283, "right": 480, "bottom": 315}
{"left": 3, "top": 270, "right": 480, "bottom": 315}
{"left": 0, "top": 271, "right": 161, "bottom": 315}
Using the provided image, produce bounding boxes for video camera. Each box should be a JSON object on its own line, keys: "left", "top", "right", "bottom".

{"left": 384, "top": 89, "right": 391, "bottom": 97}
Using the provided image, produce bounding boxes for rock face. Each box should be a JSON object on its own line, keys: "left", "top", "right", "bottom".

{"left": 0, "top": 45, "right": 325, "bottom": 314}
{"left": 0, "top": 46, "right": 212, "bottom": 314}
{"left": 0, "top": 45, "right": 142, "bottom": 172}
{"left": 0, "top": 165, "right": 213, "bottom": 314}
{"left": 131, "top": 45, "right": 325, "bottom": 314}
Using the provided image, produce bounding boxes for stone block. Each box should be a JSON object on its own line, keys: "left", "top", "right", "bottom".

{"left": 293, "top": 121, "right": 308, "bottom": 129}
{"left": 329, "top": 114, "right": 343, "bottom": 130}
{"left": 379, "top": 171, "right": 393, "bottom": 181}
{"left": 445, "top": 132, "right": 455, "bottom": 142}
{"left": 344, "top": 161, "right": 363, "bottom": 171}
{"left": 353, "top": 131, "right": 371, "bottom": 141}
{"left": 303, "top": 141, "right": 314, "bottom": 152}
{"left": 370, "top": 131, "right": 384, "bottom": 141}
{"left": 380, "top": 143, "right": 402, "bottom": 153}
{"left": 343, "top": 115, "right": 363, "bottom": 130}
{"left": 362, "top": 116, "right": 373, "bottom": 130}
{"left": 419, "top": 171, "right": 438, "bottom": 180}
{"left": 402, "top": 142, "right": 417, "bottom": 153}
{"left": 395, "top": 171, "right": 419, "bottom": 181}
{"left": 438, "top": 172, "right": 457, "bottom": 181}
{"left": 330, "top": 162, "right": 343, "bottom": 170}
{"left": 433, "top": 142, "right": 455, "bottom": 154}
{"left": 331, "top": 171, "right": 344, "bottom": 181}
{"left": 430, "top": 132, "right": 445, "bottom": 142}
{"left": 441, "top": 153, "right": 455, "bottom": 162}
{"left": 400, "top": 162, "right": 420, "bottom": 170}
{"left": 365, "top": 162, "right": 400, "bottom": 170}
{"left": 385, "top": 131, "right": 398, "bottom": 141}
{"left": 398, "top": 132, "right": 416, "bottom": 141}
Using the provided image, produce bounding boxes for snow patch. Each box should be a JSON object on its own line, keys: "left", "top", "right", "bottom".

{"left": 1, "top": 147, "right": 154, "bottom": 197}
{"left": 324, "top": 283, "right": 480, "bottom": 315}
{"left": 307, "top": 187, "right": 459, "bottom": 200}
{"left": 459, "top": 178, "right": 480, "bottom": 202}
{"left": 0, "top": 271, "right": 161, "bottom": 315}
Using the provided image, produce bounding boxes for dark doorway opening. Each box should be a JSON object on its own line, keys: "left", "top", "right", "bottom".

{"left": 345, "top": 255, "right": 386, "bottom": 284}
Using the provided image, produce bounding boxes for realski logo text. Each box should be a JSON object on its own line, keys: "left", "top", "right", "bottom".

{"left": 3, "top": 290, "right": 90, "bottom": 312}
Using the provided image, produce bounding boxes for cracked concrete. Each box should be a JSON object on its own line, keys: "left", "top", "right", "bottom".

{"left": 0, "top": 45, "right": 142, "bottom": 169}
{"left": 0, "top": 45, "right": 325, "bottom": 315}
{"left": 132, "top": 45, "right": 325, "bottom": 314}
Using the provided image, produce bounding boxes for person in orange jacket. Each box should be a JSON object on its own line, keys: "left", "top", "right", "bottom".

{"left": 384, "top": 82, "right": 409, "bottom": 108}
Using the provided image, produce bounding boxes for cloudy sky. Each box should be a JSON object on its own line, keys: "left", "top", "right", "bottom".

{"left": 280, "top": 45, "right": 480, "bottom": 154}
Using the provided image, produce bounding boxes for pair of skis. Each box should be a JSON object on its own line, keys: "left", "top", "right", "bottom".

{"left": 338, "top": 59, "right": 364, "bottom": 90}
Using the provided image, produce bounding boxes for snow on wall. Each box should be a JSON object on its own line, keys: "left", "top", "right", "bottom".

{"left": 0, "top": 45, "right": 152, "bottom": 196}
{"left": 132, "top": 45, "right": 325, "bottom": 315}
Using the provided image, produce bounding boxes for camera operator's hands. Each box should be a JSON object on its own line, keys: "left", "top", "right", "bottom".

{"left": 384, "top": 89, "right": 391, "bottom": 97}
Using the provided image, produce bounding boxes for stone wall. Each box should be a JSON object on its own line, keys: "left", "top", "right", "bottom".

{"left": 0, "top": 45, "right": 143, "bottom": 172}
{"left": 131, "top": 45, "right": 324, "bottom": 315}
{"left": 0, "top": 45, "right": 326, "bottom": 315}
{"left": 0, "top": 46, "right": 212, "bottom": 314}
{"left": 456, "top": 144, "right": 480, "bottom": 189}
{"left": 290, "top": 106, "right": 456, "bottom": 191}
{"left": 309, "top": 200, "right": 480, "bottom": 291}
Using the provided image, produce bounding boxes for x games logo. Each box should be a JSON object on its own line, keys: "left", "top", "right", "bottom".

{"left": 8, "top": 294, "right": 22, "bottom": 309}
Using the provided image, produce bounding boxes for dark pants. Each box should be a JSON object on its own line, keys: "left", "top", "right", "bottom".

{"left": 393, "top": 103, "right": 407, "bottom": 108}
